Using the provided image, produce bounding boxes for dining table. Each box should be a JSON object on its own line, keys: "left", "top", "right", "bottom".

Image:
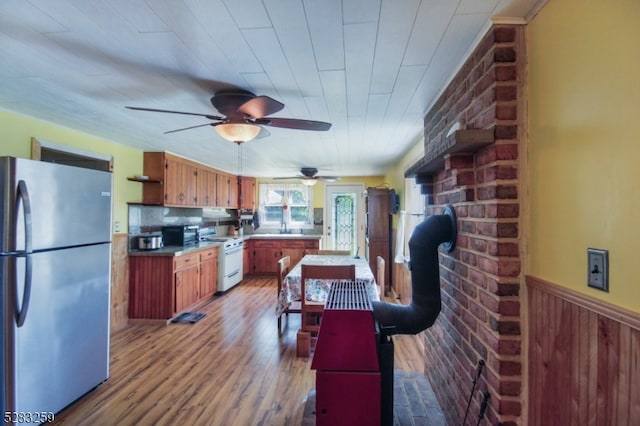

{"left": 275, "top": 254, "right": 379, "bottom": 317}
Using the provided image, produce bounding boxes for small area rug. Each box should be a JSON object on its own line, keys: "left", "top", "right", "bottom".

{"left": 171, "top": 312, "right": 206, "bottom": 324}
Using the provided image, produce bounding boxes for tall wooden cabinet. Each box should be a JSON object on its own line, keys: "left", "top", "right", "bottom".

{"left": 366, "top": 188, "right": 392, "bottom": 295}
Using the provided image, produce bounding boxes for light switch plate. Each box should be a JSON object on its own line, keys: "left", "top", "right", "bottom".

{"left": 587, "top": 248, "right": 608, "bottom": 292}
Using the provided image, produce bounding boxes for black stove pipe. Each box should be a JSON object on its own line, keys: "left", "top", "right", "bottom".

{"left": 372, "top": 205, "right": 457, "bottom": 335}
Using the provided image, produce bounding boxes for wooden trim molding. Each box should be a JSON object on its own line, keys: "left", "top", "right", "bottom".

{"left": 526, "top": 275, "right": 640, "bottom": 331}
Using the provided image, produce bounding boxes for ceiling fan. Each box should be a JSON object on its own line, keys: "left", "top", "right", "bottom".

{"left": 126, "top": 89, "right": 331, "bottom": 144}
{"left": 274, "top": 167, "right": 340, "bottom": 186}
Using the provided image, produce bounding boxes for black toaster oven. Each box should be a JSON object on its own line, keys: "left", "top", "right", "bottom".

{"left": 161, "top": 225, "right": 199, "bottom": 246}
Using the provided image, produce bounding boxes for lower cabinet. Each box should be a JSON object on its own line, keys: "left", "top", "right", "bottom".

{"left": 242, "top": 241, "right": 250, "bottom": 276}
{"left": 251, "top": 240, "right": 280, "bottom": 274}
{"left": 129, "top": 246, "right": 219, "bottom": 320}
{"left": 199, "top": 248, "right": 218, "bottom": 300}
{"left": 249, "top": 238, "right": 320, "bottom": 274}
{"left": 174, "top": 253, "right": 200, "bottom": 313}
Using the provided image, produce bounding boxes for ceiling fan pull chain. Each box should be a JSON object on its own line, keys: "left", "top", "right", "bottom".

{"left": 236, "top": 142, "right": 243, "bottom": 177}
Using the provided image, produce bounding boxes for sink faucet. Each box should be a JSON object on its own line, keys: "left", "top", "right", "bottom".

{"left": 280, "top": 222, "right": 289, "bottom": 234}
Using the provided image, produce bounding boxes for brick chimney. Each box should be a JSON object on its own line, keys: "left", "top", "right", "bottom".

{"left": 406, "top": 25, "right": 524, "bottom": 425}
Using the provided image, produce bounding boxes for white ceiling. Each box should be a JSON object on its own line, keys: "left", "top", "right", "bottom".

{"left": 0, "top": 0, "right": 540, "bottom": 178}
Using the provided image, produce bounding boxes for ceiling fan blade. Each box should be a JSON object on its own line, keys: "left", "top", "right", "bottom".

{"left": 126, "top": 106, "right": 223, "bottom": 121}
{"left": 255, "top": 126, "right": 271, "bottom": 139}
{"left": 237, "top": 95, "right": 284, "bottom": 118}
{"left": 317, "top": 176, "right": 340, "bottom": 182}
{"left": 261, "top": 117, "right": 332, "bottom": 131}
{"left": 163, "top": 122, "right": 218, "bottom": 134}
{"left": 272, "top": 174, "right": 307, "bottom": 180}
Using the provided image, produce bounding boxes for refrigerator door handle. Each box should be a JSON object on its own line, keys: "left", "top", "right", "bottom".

{"left": 16, "top": 180, "right": 33, "bottom": 327}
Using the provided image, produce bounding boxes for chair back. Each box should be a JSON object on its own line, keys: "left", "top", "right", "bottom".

{"left": 317, "top": 250, "right": 351, "bottom": 255}
{"left": 277, "top": 255, "right": 291, "bottom": 293}
{"left": 277, "top": 255, "right": 295, "bottom": 334}
{"left": 298, "top": 263, "right": 356, "bottom": 355}
{"left": 376, "top": 256, "right": 385, "bottom": 298}
{"left": 300, "top": 264, "right": 356, "bottom": 308}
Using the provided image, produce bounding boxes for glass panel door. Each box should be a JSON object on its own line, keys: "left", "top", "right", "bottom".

{"left": 324, "top": 184, "right": 365, "bottom": 256}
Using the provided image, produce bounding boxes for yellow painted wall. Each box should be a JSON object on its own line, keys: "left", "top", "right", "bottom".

{"left": 527, "top": 0, "right": 640, "bottom": 311}
{"left": 0, "top": 110, "right": 143, "bottom": 232}
{"left": 384, "top": 137, "right": 425, "bottom": 226}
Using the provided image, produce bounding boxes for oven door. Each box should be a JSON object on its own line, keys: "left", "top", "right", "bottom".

{"left": 218, "top": 245, "right": 243, "bottom": 292}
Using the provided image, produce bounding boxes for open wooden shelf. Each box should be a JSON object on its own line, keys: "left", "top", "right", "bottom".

{"left": 127, "top": 177, "right": 162, "bottom": 183}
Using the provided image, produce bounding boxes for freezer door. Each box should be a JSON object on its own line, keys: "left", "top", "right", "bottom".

{"left": 1, "top": 157, "right": 112, "bottom": 252}
{"left": 14, "top": 243, "right": 110, "bottom": 417}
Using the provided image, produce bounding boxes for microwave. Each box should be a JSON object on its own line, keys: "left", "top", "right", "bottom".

{"left": 161, "top": 225, "right": 199, "bottom": 246}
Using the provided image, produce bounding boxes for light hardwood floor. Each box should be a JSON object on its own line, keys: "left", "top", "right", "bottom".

{"left": 52, "top": 276, "right": 425, "bottom": 425}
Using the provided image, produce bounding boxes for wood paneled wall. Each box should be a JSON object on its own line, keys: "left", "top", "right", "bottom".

{"left": 110, "top": 234, "right": 129, "bottom": 332}
{"left": 527, "top": 276, "right": 640, "bottom": 425}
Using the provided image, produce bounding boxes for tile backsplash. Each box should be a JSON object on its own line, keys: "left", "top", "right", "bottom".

{"left": 128, "top": 205, "right": 237, "bottom": 235}
{"left": 129, "top": 205, "right": 325, "bottom": 237}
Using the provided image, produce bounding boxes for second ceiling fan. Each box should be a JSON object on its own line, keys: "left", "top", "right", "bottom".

{"left": 274, "top": 167, "right": 340, "bottom": 186}
{"left": 126, "top": 89, "right": 331, "bottom": 144}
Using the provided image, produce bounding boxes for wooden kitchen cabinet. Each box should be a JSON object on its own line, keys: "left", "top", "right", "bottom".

{"left": 251, "top": 240, "right": 280, "bottom": 274}
{"left": 166, "top": 159, "right": 197, "bottom": 206}
{"left": 248, "top": 238, "right": 320, "bottom": 275}
{"left": 216, "top": 172, "right": 239, "bottom": 209}
{"left": 242, "top": 241, "right": 250, "bottom": 276}
{"left": 129, "top": 246, "right": 219, "bottom": 320}
{"left": 174, "top": 253, "right": 200, "bottom": 313}
{"left": 239, "top": 176, "right": 256, "bottom": 210}
{"left": 197, "top": 168, "right": 217, "bottom": 207}
{"left": 366, "top": 188, "right": 392, "bottom": 294}
{"left": 138, "top": 151, "right": 249, "bottom": 209}
{"left": 142, "top": 152, "right": 198, "bottom": 206}
{"left": 280, "top": 240, "right": 316, "bottom": 267}
{"left": 199, "top": 248, "right": 218, "bottom": 299}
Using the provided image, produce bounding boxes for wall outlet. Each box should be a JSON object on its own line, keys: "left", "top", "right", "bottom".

{"left": 114, "top": 221, "right": 121, "bottom": 233}
{"left": 587, "top": 248, "right": 608, "bottom": 292}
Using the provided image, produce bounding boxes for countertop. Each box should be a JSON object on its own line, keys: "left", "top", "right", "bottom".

{"left": 128, "top": 234, "right": 323, "bottom": 257}
{"left": 128, "top": 241, "right": 222, "bottom": 257}
{"left": 247, "top": 233, "right": 322, "bottom": 240}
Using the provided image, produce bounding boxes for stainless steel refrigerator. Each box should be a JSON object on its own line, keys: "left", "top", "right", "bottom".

{"left": 1, "top": 157, "right": 112, "bottom": 423}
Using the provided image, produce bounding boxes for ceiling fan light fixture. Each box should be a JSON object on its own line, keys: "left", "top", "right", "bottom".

{"left": 300, "top": 178, "right": 318, "bottom": 187}
{"left": 215, "top": 123, "right": 261, "bottom": 143}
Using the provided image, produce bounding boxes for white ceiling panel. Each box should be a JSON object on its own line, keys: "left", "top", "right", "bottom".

{"left": 343, "top": 0, "right": 381, "bottom": 25}
{"left": 344, "top": 22, "right": 377, "bottom": 117}
{"left": 304, "top": 0, "right": 344, "bottom": 71}
{"left": 264, "top": 0, "right": 323, "bottom": 97}
{"left": 370, "top": 0, "right": 421, "bottom": 94}
{"left": 0, "top": 0, "right": 541, "bottom": 178}
{"left": 403, "top": 0, "right": 458, "bottom": 67}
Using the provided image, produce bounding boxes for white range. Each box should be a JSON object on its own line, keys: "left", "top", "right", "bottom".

{"left": 200, "top": 229, "right": 244, "bottom": 292}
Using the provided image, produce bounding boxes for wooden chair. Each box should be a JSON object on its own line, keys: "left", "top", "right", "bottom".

{"left": 317, "top": 250, "right": 351, "bottom": 255}
{"left": 277, "top": 256, "right": 299, "bottom": 335}
{"left": 376, "top": 255, "right": 385, "bottom": 299}
{"left": 297, "top": 264, "right": 356, "bottom": 357}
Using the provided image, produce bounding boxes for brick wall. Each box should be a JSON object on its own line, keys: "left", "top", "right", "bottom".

{"left": 417, "top": 25, "right": 523, "bottom": 425}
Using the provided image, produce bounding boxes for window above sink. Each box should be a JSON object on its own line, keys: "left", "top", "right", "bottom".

{"left": 258, "top": 183, "right": 314, "bottom": 230}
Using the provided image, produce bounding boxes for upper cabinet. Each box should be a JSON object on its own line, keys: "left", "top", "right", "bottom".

{"left": 137, "top": 152, "right": 250, "bottom": 209}
{"left": 196, "top": 167, "right": 217, "bottom": 207}
{"left": 165, "top": 157, "right": 197, "bottom": 206}
{"left": 239, "top": 176, "right": 256, "bottom": 210}
{"left": 215, "top": 171, "right": 238, "bottom": 209}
